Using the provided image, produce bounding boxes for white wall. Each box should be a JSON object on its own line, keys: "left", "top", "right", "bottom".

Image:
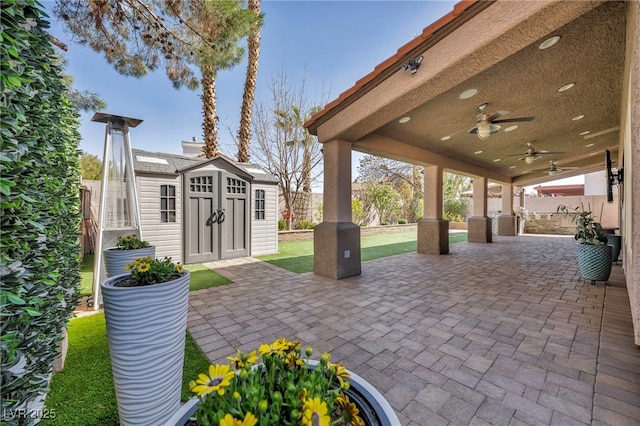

{"left": 584, "top": 170, "right": 618, "bottom": 196}
{"left": 137, "top": 174, "right": 182, "bottom": 261}
{"left": 251, "top": 184, "right": 279, "bottom": 255}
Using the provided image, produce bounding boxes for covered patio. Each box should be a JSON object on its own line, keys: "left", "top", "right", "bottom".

{"left": 304, "top": 0, "right": 640, "bottom": 350}
{"left": 188, "top": 235, "right": 639, "bottom": 425}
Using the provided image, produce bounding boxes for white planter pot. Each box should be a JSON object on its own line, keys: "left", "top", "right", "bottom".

{"left": 101, "top": 271, "right": 190, "bottom": 426}
{"left": 103, "top": 246, "right": 156, "bottom": 277}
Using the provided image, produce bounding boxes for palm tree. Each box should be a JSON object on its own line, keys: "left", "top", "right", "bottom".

{"left": 189, "top": 1, "right": 257, "bottom": 158}
{"left": 237, "top": 0, "right": 263, "bottom": 163}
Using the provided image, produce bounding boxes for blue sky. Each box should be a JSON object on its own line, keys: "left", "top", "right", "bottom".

{"left": 43, "top": 1, "right": 459, "bottom": 159}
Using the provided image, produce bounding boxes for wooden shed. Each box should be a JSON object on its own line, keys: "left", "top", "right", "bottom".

{"left": 130, "top": 148, "right": 279, "bottom": 263}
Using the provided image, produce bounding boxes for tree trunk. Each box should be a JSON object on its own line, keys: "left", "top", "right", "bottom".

{"left": 237, "top": 0, "right": 261, "bottom": 163}
{"left": 201, "top": 68, "right": 219, "bottom": 158}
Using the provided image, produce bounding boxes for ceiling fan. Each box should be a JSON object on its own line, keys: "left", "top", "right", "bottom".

{"left": 510, "top": 142, "right": 565, "bottom": 164}
{"left": 534, "top": 160, "right": 579, "bottom": 176}
{"left": 468, "top": 103, "right": 534, "bottom": 140}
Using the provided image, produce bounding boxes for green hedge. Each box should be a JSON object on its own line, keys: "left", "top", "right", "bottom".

{"left": 1, "top": 1, "right": 82, "bottom": 423}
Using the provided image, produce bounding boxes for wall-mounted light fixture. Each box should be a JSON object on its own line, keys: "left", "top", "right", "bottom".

{"left": 401, "top": 55, "right": 423, "bottom": 74}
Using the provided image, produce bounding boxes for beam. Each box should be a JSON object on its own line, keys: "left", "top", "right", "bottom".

{"left": 353, "top": 134, "right": 512, "bottom": 183}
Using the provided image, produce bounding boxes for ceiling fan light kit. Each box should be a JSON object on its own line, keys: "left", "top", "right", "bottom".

{"left": 468, "top": 103, "right": 534, "bottom": 140}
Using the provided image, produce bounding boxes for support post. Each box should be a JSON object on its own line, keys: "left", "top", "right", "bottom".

{"left": 418, "top": 164, "right": 449, "bottom": 254}
{"left": 468, "top": 176, "right": 492, "bottom": 243}
{"left": 498, "top": 182, "right": 517, "bottom": 236}
{"left": 313, "top": 140, "right": 361, "bottom": 279}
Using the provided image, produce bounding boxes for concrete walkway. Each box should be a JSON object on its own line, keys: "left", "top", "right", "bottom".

{"left": 188, "top": 235, "right": 640, "bottom": 426}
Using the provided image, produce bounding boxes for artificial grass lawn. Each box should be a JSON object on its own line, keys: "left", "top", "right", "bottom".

{"left": 42, "top": 313, "right": 210, "bottom": 426}
{"left": 185, "top": 263, "right": 232, "bottom": 291}
{"left": 79, "top": 254, "right": 94, "bottom": 296}
{"left": 257, "top": 230, "right": 467, "bottom": 273}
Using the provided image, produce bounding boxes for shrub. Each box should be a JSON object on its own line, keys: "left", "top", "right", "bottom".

{"left": 278, "top": 220, "right": 286, "bottom": 231}
{"left": 398, "top": 219, "right": 407, "bottom": 225}
{"left": 380, "top": 221, "right": 390, "bottom": 226}
{"left": 1, "top": 1, "right": 82, "bottom": 419}
{"left": 296, "top": 220, "right": 314, "bottom": 230}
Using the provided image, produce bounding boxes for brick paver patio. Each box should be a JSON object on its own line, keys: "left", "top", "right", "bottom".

{"left": 188, "top": 235, "right": 640, "bottom": 425}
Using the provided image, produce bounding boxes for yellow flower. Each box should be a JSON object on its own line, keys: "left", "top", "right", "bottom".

{"left": 331, "top": 362, "right": 351, "bottom": 388}
{"left": 228, "top": 350, "right": 259, "bottom": 368}
{"left": 190, "top": 364, "right": 234, "bottom": 396}
{"left": 285, "top": 351, "right": 304, "bottom": 369}
{"left": 219, "top": 412, "right": 257, "bottom": 426}
{"left": 137, "top": 262, "right": 150, "bottom": 273}
{"left": 336, "top": 393, "right": 364, "bottom": 426}
{"left": 259, "top": 337, "right": 298, "bottom": 356}
{"left": 125, "top": 235, "right": 134, "bottom": 242}
{"left": 176, "top": 263, "right": 183, "bottom": 273}
{"left": 301, "top": 397, "right": 330, "bottom": 426}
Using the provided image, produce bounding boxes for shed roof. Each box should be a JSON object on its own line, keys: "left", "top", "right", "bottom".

{"left": 132, "top": 149, "right": 278, "bottom": 184}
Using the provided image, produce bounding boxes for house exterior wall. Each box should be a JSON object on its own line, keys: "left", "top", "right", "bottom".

{"left": 137, "top": 174, "right": 182, "bottom": 261}
{"left": 622, "top": 0, "right": 639, "bottom": 346}
{"left": 251, "top": 183, "right": 279, "bottom": 256}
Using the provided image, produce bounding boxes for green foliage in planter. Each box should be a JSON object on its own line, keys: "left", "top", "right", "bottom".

{"left": 557, "top": 204, "right": 607, "bottom": 245}
{"left": 1, "top": 0, "right": 82, "bottom": 419}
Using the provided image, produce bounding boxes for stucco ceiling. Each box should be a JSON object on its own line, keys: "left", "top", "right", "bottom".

{"left": 309, "top": 1, "right": 627, "bottom": 187}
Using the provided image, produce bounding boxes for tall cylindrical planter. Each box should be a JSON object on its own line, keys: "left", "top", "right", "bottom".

{"left": 577, "top": 244, "right": 613, "bottom": 283}
{"left": 101, "top": 271, "right": 190, "bottom": 426}
{"left": 104, "top": 246, "right": 156, "bottom": 277}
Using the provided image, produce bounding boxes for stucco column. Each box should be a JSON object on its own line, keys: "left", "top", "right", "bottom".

{"left": 417, "top": 164, "right": 448, "bottom": 254}
{"left": 468, "top": 176, "right": 492, "bottom": 243}
{"left": 313, "top": 139, "right": 361, "bottom": 279}
{"left": 518, "top": 187, "right": 527, "bottom": 234}
{"left": 498, "top": 183, "right": 517, "bottom": 236}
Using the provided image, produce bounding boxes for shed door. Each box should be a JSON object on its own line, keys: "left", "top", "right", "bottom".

{"left": 221, "top": 174, "right": 249, "bottom": 259}
{"left": 184, "top": 171, "right": 250, "bottom": 264}
{"left": 184, "top": 172, "right": 220, "bottom": 264}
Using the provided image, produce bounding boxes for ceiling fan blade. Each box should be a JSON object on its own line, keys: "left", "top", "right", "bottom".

{"left": 487, "top": 111, "right": 508, "bottom": 121}
{"left": 558, "top": 166, "right": 580, "bottom": 170}
{"left": 537, "top": 151, "right": 565, "bottom": 155}
{"left": 467, "top": 127, "right": 478, "bottom": 134}
{"left": 492, "top": 117, "right": 535, "bottom": 124}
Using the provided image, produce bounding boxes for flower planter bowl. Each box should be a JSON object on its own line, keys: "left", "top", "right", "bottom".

{"left": 164, "top": 359, "right": 400, "bottom": 426}
{"left": 101, "top": 270, "right": 190, "bottom": 426}
{"left": 104, "top": 246, "right": 156, "bottom": 277}
{"left": 577, "top": 244, "right": 613, "bottom": 283}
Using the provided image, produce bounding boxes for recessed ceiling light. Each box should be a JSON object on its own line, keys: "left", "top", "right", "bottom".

{"left": 398, "top": 116, "right": 410, "bottom": 124}
{"left": 539, "top": 35, "right": 560, "bottom": 50}
{"left": 558, "top": 83, "right": 575, "bottom": 92}
{"left": 441, "top": 136, "right": 451, "bottom": 141}
{"left": 580, "top": 131, "right": 590, "bottom": 136}
{"left": 509, "top": 165, "right": 517, "bottom": 169}
{"left": 504, "top": 125, "right": 518, "bottom": 132}
{"left": 572, "top": 115, "right": 585, "bottom": 121}
{"left": 585, "top": 143, "right": 594, "bottom": 147}
{"left": 588, "top": 152, "right": 598, "bottom": 156}
{"left": 459, "top": 89, "right": 478, "bottom": 99}
{"left": 474, "top": 150, "right": 483, "bottom": 155}
{"left": 493, "top": 158, "right": 501, "bottom": 162}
